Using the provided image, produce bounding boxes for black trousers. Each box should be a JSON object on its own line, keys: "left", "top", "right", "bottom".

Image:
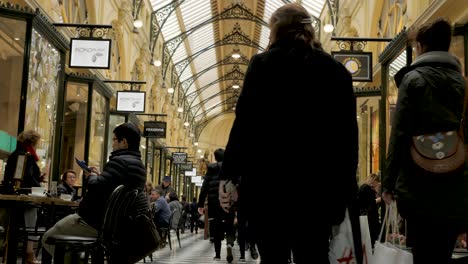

{"left": 407, "top": 216, "right": 463, "bottom": 264}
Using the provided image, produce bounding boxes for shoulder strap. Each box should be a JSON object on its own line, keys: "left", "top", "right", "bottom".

{"left": 459, "top": 77, "right": 468, "bottom": 139}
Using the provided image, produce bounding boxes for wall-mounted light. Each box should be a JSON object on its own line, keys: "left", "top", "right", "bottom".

{"left": 197, "top": 149, "right": 202, "bottom": 153}
{"left": 184, "top": 121, "right": 189, "bottom": 127}
{"left": 152, "top": 59, "right": 162, "bottom": 67}
{"left": 324, "top": 23, "right": 334, "bottom": 33}
{"left": 168, "top": 87, "right": 175, "bottom": 94}
{"left": 232, "top": 84, "right": 240, "bottom": 89}
{"left": 194, "top": 142, "right": 199, "bottom": 146}
{"left": 190, "top": 133, "right": 194, "bottom": 137}
{"left": 133, "top": 19, "right": 143, "bottom": 28}
{"left": 177, "top": 107, "right": 183, "bottom": 112}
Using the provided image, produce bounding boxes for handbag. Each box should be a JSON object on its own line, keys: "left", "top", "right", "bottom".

{"left": 373, "top": 201, "right": 413, "bottom": 264}
{"left": 410, "top": 131, "right": 465, "bottom": 174}
{"left": 410, "top": 79, "right": 468, "bottom": 175}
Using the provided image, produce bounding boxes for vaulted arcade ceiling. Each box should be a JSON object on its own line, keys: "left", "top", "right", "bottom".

{"left": 149, "top": 0, "right": 330, "bottom": 138}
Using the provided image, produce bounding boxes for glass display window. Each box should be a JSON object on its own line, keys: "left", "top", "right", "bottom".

{"left": 59, "top": 82, "right": 89, "bottom": 186}
{"left": 89, "top": 90, "right": 107, "bottom": 170}
{"left": 0, "top": 16, "right": 27, "bottom": 151}
{"left": 24, "top": 29, "right": 62, "bottom": 176}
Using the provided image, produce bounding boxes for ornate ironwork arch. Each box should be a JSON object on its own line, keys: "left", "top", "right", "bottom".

{"left": 185, "top": 65, "right": 245, "bottom": 103}
{"left": 161, "top": 3, "right": 267, "bottom": 79}
{"left": 169, "top": 23, "right": 262, "bottom": 83}
{"left": 149, "top": 0, "right": 186, "bottom": 52}
{"left": 179, "top": 53, "right": 249, "bottom": 95}
{"left": 188, "top": 89, "right": 240, "bottom": 117}
{"left": 194, "top": 108, "right": 235, "bottom": 141}
{"left": 188, "top": 95, "right": 239, "bottom": 124}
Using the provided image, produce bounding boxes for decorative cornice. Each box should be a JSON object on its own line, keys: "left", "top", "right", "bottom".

{"left": 378, "top": 28, "right": 407, "bottom": 64}
{"left": 33, "top": 8, "right": 69, "bottom": 51}
{"left": 0, "top": 1, "right": 34, "bottom": 14}
{"left": 353, "top": 86, "right": 381, "bottom": 97}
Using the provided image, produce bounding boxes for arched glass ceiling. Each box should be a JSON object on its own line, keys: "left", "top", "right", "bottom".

{"left": 149, "top": 0, "right": 327, "bottom": 121}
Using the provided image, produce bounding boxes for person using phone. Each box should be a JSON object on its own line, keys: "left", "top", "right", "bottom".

{"left": 42, "top": 123, "right": 147, "bottom": 256}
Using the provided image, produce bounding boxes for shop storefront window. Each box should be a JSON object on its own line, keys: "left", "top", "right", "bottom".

{"left": 60, "top": 82, "right": 89, "bottom": 186}
{"left": 451, "top": 35, "right": 465, "bottom": 75}
{"left": 107, "top": 115, "right": 126, "bottom": 160}
{"left": 24, "top": 29, "right": 61, "bottom": 176}
{"left": 0, "top": 15, "right": 27, "bottom": 179}
{"left": 89, "top": 90, "right": 106, "bottom": 169}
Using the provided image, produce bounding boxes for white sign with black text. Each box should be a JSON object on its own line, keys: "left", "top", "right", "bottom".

{"left": 116, "top": 91, "right": 146, "bottom": 113}
{"left": 69, "top": 38, "right": 112, "bottom": 69}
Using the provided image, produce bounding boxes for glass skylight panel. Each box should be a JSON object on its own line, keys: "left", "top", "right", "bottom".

{"left": 179, "top": 0, "right": 210, "bottom": 30}
{"left": 193, "top": 50, "right": 217, "bottom": 72}
{"left": 150, "top": 0, "right": 172, "bottom": 11}
{"left": 197, "top": 68, "right": 219, "bottom": 88}
{"left": 259, "top": 25, "right": 270, "bottom": 50}
{"left": 301, "top": 0, "right": 326, "bottom": 18}
{"left": 172, "top": 40, "right": 190, "bottom": 63}
{"left": 389, "top": 50, "right": 407, "bottom": 78}
{"left": 188, "top": 27, "right": 216, "bottom": 60}
{"left": 160, "top": 13, "right": 182, "bottom": 41}
{"left": 263, "top": 0, "right": 285, "bottom": 22}
{"left": 200, "top": 85, "right": 222, "bottom": 101}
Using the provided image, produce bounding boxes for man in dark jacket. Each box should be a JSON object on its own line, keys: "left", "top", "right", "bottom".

{"left": 383, "top": 18, "right": 467, "bottom": 264}
{"left": 198, "top": 149, "right": 236, "bottom": 263}
{"left": 43, "top": 122, "right": 147, "bottom": 255}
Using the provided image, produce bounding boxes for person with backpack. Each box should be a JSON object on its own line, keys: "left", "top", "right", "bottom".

{"left": 198, "top": 148, "right": 236, "bottom": 263}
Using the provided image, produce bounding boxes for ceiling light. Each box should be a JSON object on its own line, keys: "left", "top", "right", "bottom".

{"left": 324, "top": 24, "right": 334, "bottom": 33}
{"left": 133, "top": 19, "right": 143, "bottom": 28}
{"left": 231, "top": 53, "right": 241, "bottom": 59}
{"left": 14, "top": 37, "right": 20, "bottom": 41}
{"left": 232, "top": 107, "right": 236, "bottom": 110}
{"left": 167, "top": 87, "right": 175, "bottom": 94}
{"left": 194, "top": 142, "right": 199, "bottom": 146}
{"left": 190, "top": 133, "right": 194, "bottom": 137}
{"left": 184, "top": 122, "right": 189, "bottom": 127}
{"left": 232, "top": 84, "right": 240, "bottom": 89}
{"left": 197, "top": 149, "right": 202, "bottom": 153}
{"left": 200, "top": 155, "right": 204, "bottom": 158}
{"left": 177, "top": 107, "right": 183, "bottom": 112}
{"left": 152, "top": 59, "right": 161, "bottom": 67}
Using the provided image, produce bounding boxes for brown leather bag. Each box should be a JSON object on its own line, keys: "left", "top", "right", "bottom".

{"left": 410, "top": 78, "right": 468, "bottom": 175}
{"left": 410, "top": 131, "right": 465, "bottom": 174}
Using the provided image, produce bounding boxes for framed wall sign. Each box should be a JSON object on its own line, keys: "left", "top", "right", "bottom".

{"left": 179, "top": 162, "right": 193, "bottom": 171}
{"left": 116, "top": 91, "right": 146, "bottom": 113}
{"left": 69, "top": 38, "right": 112, "bottom": 69}
{"left": 172, "top": 152, "right": 187, "bottom": 164}
{"left": 331, "top": 51, "right": 373, "bottom": 82}
{"left": 143, "top": 121, "right": 166, "bottom": 138}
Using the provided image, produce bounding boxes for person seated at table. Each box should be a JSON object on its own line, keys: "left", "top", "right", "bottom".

{"left": 42, "top": 123, "right": 147, "bottom": 256}
{"left": 150, "top": 188, "right": 171, "bottom": 246}
{"left": 57, "top": 170, "right": 78, "bottom": 201}
{"left": 4, "top": 130, "right": 47, "bottom": 264}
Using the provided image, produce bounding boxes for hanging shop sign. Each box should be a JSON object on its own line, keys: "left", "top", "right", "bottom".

{"left": 331, "top": 51, "right": 373, "bottom": 82}
{"left": 143, "top": 121, "right": 166, "bottom": 138}
{"left": 116, "top": 91, "right": 146, "bottom": 113}
{"left": 179, "top": 162, "right": 193, "bottom": 171}
{"left": 172, "top": 152, "right": 187, "bottom": 164}
{"left": 69, "top": 38, "right": 112, "bottom": 69}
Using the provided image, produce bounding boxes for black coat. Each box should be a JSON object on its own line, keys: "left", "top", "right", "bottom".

{"left": 78, "top": 149, "right": 147, "bottom": 229}
{"left": 219, "top": 37, "right": 359, "bottom": 227}
{"left": 384, "top": 51, "right": 468, "bottom": 220}
{"left": 4, "top": 143, "right": 41, "bottom": 188}
{"left": 198, "top": 162, "right": 224, "bottom": 218}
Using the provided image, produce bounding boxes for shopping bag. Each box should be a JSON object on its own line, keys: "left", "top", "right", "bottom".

{"left": 360, "top": 216, "right": 374, "bottom": 264}
{"left": 373, "top": 202, "right": 413, "bottom": 264}
{"left": 329, "top": 209, "right": 357, "bottom": 264}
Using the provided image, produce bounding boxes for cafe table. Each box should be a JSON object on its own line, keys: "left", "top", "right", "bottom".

{"left": 0, "top": 194, "right": 78, "bottom": 264}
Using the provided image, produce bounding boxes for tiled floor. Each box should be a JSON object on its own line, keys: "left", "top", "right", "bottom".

{"left": 141, "top": 230, "right": 260, "bottom": 264}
